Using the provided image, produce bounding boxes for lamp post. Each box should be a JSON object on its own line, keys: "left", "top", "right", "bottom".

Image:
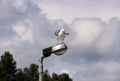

{"left": 39, "top": 28, "right": 69, "bottom": 81}
{"left": 39, "top": 57, "right": 44, "bottom": 81}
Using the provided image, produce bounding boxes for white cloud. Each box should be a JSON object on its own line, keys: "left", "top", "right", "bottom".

{"left": 70, "top": 18, "right": 120, "bottom": 55}
{"left": 96, "top": 18, "right": 120, "bottom": 54}
{"left": 74, "top": 61, "right": 120, "bottom": 81}
{"left": 1, "top": 0, "right": 120, "bottom": 81}
{"left": 60, "top": 69, "right": 70, "bottom": 74}
{"left": 0, "top": 40, "right": 17, "bottom": 48}
{"left": 0, "top": 0, "right": 71, "bottom": 68}
{"left": 12, "top": 22, "right": 33, "bottom": 43}
{"left": 60, "top": 69, "right": 73, "bottom": 78}
{"left": 0, "top": 0, "right": 13, "bottom": 21}
{"left": 71, "top": 18, "right": 105, "bottom": 47}
{"left": 37, "top": 0, "right": 120, "bottom": 23}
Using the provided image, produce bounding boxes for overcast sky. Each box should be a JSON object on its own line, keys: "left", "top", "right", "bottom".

{"left": 0, "top": 0, "right": 120, "bottom": 81}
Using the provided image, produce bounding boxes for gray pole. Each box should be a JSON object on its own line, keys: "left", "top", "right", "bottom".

{"left": 39, "top": 57, "right": 44, "bottom": 81}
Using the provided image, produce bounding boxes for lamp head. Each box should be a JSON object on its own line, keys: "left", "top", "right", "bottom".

{"left": 42, "top": 42, "right": 68, "bottom": 57}
{"left": 43, "top": 47, "right": 52, "bottom": 57}
{"left": 52, "top": 42, "right": 68, "bottom": 56}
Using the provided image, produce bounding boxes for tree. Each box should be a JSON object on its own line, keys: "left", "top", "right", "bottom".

{"left": 15, "top": 63, "right": 39, "bottom": 81}
{"left": 22, "top": 64, "right": 39, "bottom": 81}
{"left": 51, "top": 73, "right": 59, "bottom": 81}
{"left": 15, "top": 69, "right": 26, "bottom": 81}
{"left": 51, "top": 72, "right": 73, "bottom": 81}
{"left": 43, "top": 70, "right": 51, "bottom": 81}
{"left": 29, "top": 64, "right": 39, "bottom": 81}
{"left": 0, "top": 51, "right": 17, "bottom": 81}
{"left": 58, "top": 73, "right": 72, "bottom": 81}
{"left": 0, "top": 51, "right": 73, "bottom": 81}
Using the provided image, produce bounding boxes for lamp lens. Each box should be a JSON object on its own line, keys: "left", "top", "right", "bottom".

{"left": 52, "top": 42, "right": 68, "bottom": 55}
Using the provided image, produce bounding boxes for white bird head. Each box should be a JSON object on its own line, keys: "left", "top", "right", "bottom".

{"left": 60, "top": 28, "right": 69, "bottom": 35}
{"left": 61, "top": 28, "right": 65, "bottom": 32}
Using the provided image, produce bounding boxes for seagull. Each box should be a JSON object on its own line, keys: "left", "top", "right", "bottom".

{"left": 55, "top": 28, "right": 69, "bottom": 43}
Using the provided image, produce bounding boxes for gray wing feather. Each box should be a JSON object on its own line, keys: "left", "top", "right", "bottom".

{"left": 55, "top": 30, "right": 60, "bottom": 36}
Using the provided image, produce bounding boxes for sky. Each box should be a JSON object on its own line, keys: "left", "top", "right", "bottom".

{"left": 0, "top": 0, "right": 120, "bottom": 81}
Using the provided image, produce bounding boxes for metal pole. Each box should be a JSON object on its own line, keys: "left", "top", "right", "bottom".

{"left": 39, "top": 57, "right": 44, "bottom": 81}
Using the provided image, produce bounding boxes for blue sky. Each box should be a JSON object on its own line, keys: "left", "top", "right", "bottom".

{"left": 0, "top": 0, "right": 120, "bottom": 81}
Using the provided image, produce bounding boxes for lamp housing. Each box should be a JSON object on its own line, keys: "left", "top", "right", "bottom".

{"left": 43, "top": 42, "right": 68, "bottom": 57}
{"left": 52, "top": 42, "right": 68, "bottom": 56}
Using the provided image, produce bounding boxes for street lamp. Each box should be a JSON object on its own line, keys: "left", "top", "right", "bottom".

{"left": 39, "top": 28, "right": 69, "bottom": 81}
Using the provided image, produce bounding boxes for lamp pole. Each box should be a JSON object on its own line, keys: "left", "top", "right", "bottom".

{"left": 39, "top": 56, "right": 44, "bottom": 81}
{"left": 38, "top": 28, "right": 69, "bottom": 81}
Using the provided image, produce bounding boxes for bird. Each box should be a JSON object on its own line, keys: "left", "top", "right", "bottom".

{"left": 55, "top": 28, "right": 69, "bottom": 43}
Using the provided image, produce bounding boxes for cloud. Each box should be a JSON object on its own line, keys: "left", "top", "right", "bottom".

{"left": 37, "top": 0, "right": 120, "bottom": 24}
{"left": 0, "top": 0, "right": 70, "bottom": 67}
{"left": 71, "top": 18, "right": 105, "bottom": 48}
{"left": 62, "top": 17, "right": 120, "bottom": 81}
{"left": 74, "top": 61, "right": 120, "bottom": 81}
{"left": 67, "top": 17, "right": 120, "bottom": 62}
{"left": 12, "top": 21, "right": 34, "bottom": 43}
{"left": 1, "top": 0, "right": 120, "bottom": 81}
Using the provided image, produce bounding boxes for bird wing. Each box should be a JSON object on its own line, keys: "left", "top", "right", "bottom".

{"left": 55, "top": 30, "right": 60, "bottom": 36}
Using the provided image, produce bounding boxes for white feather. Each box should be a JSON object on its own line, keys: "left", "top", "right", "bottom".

{"left": 55, "top": 28, "right": 69, "bottom": 43}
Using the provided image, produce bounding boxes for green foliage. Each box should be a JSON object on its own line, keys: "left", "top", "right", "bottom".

{"left": 23, "top": 64, "right": 39, "bottom": 81}
{"left": 15, "top": 69, "right": 26, "bottom": 81}
{"left": 0, "top": 51, "right": 16, "bottom": 81}
{"left": 51, "top": 73, "right": 59, "bottom": 81}
{"left": 43, "top": 70, "right": 51, "bottom": 81}
{"left": 58, "top": 73, "right": 72, "bottom": 81}
{"left": 0, "top": 51, "right": 72, "bottom": 81}
{"left": 51, "top": 73, "right": 73, "bottom": 81}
